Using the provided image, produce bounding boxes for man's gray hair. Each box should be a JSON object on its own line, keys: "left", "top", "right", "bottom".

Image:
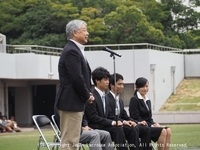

{"left": 66, "top": 19, "right": 87, "bottom": 40}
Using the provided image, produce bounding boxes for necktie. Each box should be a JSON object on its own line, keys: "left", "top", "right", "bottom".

{"left": 116, "top": 97, "right": 120, "bottom": 115}
{"left": 102, "top": 94, "right": 106, "bottom": 114}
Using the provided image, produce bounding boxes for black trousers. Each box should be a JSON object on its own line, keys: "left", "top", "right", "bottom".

{"left": 101, "top": 126, "right": 128, "bottom": 150}
{"left": 137, "top": 125, "right": 152, "bottom": 150}
{"left": 101, "top": 125, "right": 152, "bottom": 150}
{"left": 123, "top": 125, "right": 139, "bottom": 150}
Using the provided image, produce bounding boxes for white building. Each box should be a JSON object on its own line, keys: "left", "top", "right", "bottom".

{"left": 0, "top": 41, "right": 199, "bottom": 125}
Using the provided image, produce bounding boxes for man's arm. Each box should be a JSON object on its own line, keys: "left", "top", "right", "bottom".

{"left": 85, "top": 101, "right": 114, "bottom": 127}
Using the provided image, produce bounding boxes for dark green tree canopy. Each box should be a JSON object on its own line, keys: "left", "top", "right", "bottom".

{"left": 0, "top": 0, "right": 200, "bottom": 48}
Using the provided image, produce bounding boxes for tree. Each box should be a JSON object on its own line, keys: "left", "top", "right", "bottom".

{"left": 1, "top": 0, "right": 80, "bottom": 47}
{"left": 0, "top": 0, "right": 26, "bottom": 39}
{"left": 104, "top": 5, "right": 164, "bottom": 44}
{"left": 159, "top": 0, "right": 200, "bottom": 48}
{"left": 79, "top": 7, "right": 106, "bottom": 44}
{"left": 0, "top": 0, "right": 199, "bottom": 48}
{"left": 185, "top": 29, "right": 200, "bottom": 48}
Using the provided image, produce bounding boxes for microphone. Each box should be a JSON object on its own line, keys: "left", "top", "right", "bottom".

{"left": 102, "top": 46, "right": 122, "bottom": 57}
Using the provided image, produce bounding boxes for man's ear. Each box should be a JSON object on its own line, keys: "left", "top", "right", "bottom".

{"left": 110, "top": 84, "right": 115, "bottom": 88}
{"left": 72, "top": 30, "right": 79, "bottom": 38}
{"left": 96, "top": 79, "right": 99, "bottom": 84}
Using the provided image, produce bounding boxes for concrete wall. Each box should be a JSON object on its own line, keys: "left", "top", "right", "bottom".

{"left": 153, "top": 111, "right": 200, "bottom": 124}
{"left": 149, "top": 51, "right": 184, "bottom": 110}
{"left": 0, "top": 53, "right": 15, "bottom": 78}
{"left": 185, "top": 54, "right": 200, "bottom": 77}
{"left": 0, "top": 53, "right": 59, "bottom": 79}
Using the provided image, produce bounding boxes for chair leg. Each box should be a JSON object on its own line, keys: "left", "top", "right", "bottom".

{"left": 151, "top": 142, "right": 157, "bottom": 150}
{"left": 82, "top": 145, "right": 85, "bottom": 150}
{"left": 56, "top": 145, "right": 59, "bottom": 150}
{"left": 37, "top": 137, "right": 41, "bottom": 150}
{"left": 79, "top": 144, "right": 85, "bottom": 150}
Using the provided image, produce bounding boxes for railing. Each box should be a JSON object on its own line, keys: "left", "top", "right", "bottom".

{"left": 171, "top": 49, "right": 200, "bottom": 54}
{"left": 2, "top": 43, "right": 184, "bottom": 56}
{"left": 2, "top": 43, "right": 200, "bottom": 56}
{"left": 84, "top": 43, "right": 182, "bottom": 51}
{"left": 5, "top": 44, "right": 62, "bottom": 56}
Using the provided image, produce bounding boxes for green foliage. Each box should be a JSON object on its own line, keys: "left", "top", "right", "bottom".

{"left": 185, "top": 29, "right": 200, "bottom": 48}
{"left": 0, "top": 0, "right": 26, "bottom": 38}
{"left": 87, "top": 18, "right": 107, "bottom": 44}
{"left": 79, "top": 7, "right": 106, "bottom": 44}
{"left": 0, "top": 0, "right": 200, "bottom": 48}
{"left": 104, "top": 5, "right": 164, "bottom": 44}
{"left": 162, "top": 35, "right": 186, "bottom": 49}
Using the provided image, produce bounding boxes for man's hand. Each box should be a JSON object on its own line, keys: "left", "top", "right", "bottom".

{"left": 113, "top": 121, "right": 123, "bottom": 126}
{"left": 122, "top": 120, "right": 137, "bottom": 127}
{"left": 138, "top": 121, "right": 148, "bottom": 126}
{"left": 82, "top": 126, "right": 92, "bottom": 130}
{"left": 129, "top": 121, "right": 137, "bottom": 127}
{"left": 123, "top": 121, "right": 132, "bottom": 126}
{"left": 86, "top": 93, "right": 95, "bottom": 104}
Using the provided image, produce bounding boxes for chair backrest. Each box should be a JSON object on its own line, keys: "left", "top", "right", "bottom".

{"left": 32, "top": 115, "right": 61, "bottom": 148}
{"left": 33, "top": 115, "right": 51, "bottom": 127}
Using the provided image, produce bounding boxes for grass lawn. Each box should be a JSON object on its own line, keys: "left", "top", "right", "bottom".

{"left": 160, "top": 79, "right": 200, "bottom": 111}
{"left": 0, "top": 124, "right": 200, "bottom": 150}
{"left": 158, "top": 124, "right": 200, "bottom": 150}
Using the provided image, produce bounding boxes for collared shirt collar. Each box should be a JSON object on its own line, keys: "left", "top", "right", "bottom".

{"left": 95, "top": 87, "right": 105, "bottom": 97}
{"left": 70, "top": 39, "right": 85, "bottom": 56}
{"left": 110, "top": 91, "right": 119, "bottom": 100}
{"left": 137, "top": 91, "right": 149, "bottom": 102}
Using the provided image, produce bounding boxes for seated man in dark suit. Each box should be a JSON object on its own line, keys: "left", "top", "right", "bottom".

{"left": 85, "top": 67, "right": 141, "bottom": 150}
{"left": 107, "top": 73, "right": 152, "bottom": 150}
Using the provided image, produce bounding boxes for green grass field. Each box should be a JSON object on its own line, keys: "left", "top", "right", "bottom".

{"left": 160, "top": 79, "right": 200, "bottom": 111}
{"left": 0, "top": 124, "right": 200, "bottom": 150}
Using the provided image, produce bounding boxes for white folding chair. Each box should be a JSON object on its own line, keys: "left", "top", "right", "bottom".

{"left": 32, "top": 115, "right": 60, "bottom": 150}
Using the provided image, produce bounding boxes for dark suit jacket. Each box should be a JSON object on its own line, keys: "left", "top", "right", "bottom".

{"left": 82, "top": 114, "right": 89, "bottom": 127}
{"left": 106, "top": 92, "right": 138, "bottom": 123}
{"left": 54, "top": 40, "right": 91, "bottom": 111}
{"left": 85, "top": 89, "right": 115, "bottom": 129}
{"left": 129, "top": 95, "right": 155, "bottom": 127}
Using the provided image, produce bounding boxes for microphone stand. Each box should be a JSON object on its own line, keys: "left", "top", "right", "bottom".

{"left": 110, "top": 53, "right": 119, "bottom": 150}
{"left": 103, "top": 47, "right": 122, "bottom": 150}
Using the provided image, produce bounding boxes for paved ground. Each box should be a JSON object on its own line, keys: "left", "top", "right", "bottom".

{"left": 176, "top": 147, "right": 200, "bottom": 150}
{"left": 20, "top": 127, "right": 35, "bottom": 132}
{"left": 20, "top": 125, "right": 51, "bottom": 132}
